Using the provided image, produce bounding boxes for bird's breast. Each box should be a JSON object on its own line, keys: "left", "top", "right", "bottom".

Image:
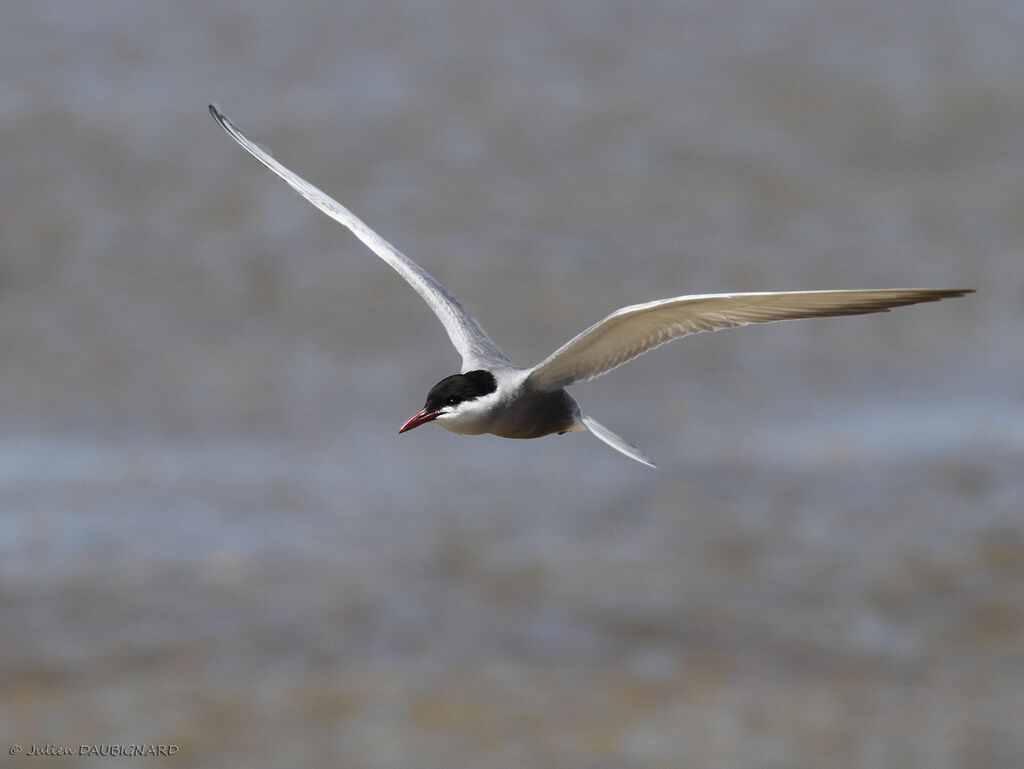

{"left": 487, "top": 388, "right": 581, "bottom": 439}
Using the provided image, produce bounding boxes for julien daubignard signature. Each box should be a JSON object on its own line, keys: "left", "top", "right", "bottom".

{"left": 10, "top": 744, "right": 179, "bottom": 757}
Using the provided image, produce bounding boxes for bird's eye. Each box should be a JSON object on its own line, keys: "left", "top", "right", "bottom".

{"left": 446, "top": 395, "right": 461, "bottom": 406}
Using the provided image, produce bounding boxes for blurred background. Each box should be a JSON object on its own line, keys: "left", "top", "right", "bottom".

{"left": 1, "top": 0, "right": 1021, "bottom": 767}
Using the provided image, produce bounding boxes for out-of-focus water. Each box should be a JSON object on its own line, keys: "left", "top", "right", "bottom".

{"left": 1, "top": 1, "right": 1021, "bottom": 767}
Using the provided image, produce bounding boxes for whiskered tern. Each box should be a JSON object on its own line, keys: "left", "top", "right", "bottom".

{"left": 210, "top": 104, "right": 972, "bottom": 468}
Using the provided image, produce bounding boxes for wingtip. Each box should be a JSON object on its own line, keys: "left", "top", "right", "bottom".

{"left": 209, "top": 103, "right": 230, "bottom": 128}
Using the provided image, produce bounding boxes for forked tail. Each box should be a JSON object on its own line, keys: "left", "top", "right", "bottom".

{"left": 581, "top": 415, "right": 657, "bottom": 468}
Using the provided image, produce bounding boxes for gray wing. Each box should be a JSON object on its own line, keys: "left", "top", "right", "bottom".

{"left": 527, "top": 289, "right": 972, "bottom": 391}
{"left": 209, "top": 105, "right": 510, "bottom": 371}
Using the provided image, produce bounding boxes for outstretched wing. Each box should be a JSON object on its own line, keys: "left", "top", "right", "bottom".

{"left": 209, "top": 104, "right": 511, "bottom": 371}
{"left": 528, "top": 289, "right": 972, "bottom": 391}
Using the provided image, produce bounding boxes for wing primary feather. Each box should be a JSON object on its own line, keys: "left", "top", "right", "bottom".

{"left": 529, "top": 288, "right": 973, "bottom": 391}
{"left": 209, "top": 104, "right": 509, "bottom": 370}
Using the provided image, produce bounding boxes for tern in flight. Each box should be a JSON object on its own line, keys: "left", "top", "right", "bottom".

{"left": 210, "top": 104, "right": 972, "bottom": 467}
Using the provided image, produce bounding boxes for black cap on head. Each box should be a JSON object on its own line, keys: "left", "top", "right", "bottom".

{"left": 424, "top": 370, "right": 497, "bottom": 412}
